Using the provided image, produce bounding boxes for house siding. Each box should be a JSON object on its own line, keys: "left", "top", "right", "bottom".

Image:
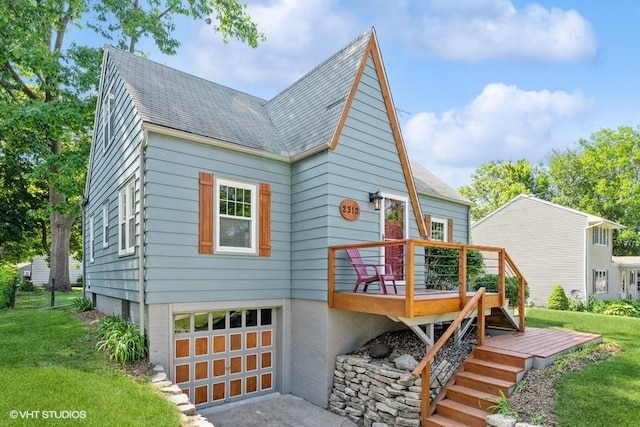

{"left": 290, "top": 56, "right": 422, "bottom": 407}
{"left": 143, "top": 133, "right": 291, "bottom": 304}
{"left": 84, "top": 57, "right": 142, "bottom": 304}
{"left": 420, "top": 195, "right": 470, "bottom": 243}
{"left": 29, "top": 256, "right": 82, "bottom": 286}
{"left": 471, "top": 197, "right": 586, "bottom": 306}
{"left": 587, "top": 228, "right": 620, "bottom": 300}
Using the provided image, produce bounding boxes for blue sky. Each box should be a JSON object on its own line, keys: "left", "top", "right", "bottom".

{"left": 102, "top": 0, "right": 640, "bottom": 188}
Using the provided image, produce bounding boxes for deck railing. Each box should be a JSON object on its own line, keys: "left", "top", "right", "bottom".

{"left": 411, "top": 287, "right": 487, "bottom": 423}
{"left": 328, "top": 239, "right": 526, "bottom": 319}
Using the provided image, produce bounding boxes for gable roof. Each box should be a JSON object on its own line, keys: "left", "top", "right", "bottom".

{"left": 410, "top": 161, "right": 472, "bottom": 205}
{"left": 91, "top": 28, "right": 475, "bottom": 237}
{"left": 472, "top": 194, "right": 625, "bottom": 229}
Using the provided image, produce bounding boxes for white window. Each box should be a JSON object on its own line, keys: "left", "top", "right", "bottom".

{"left": 118, "top": 178, "right": 136, "bottom": 256}
{"left": 88, "top": 214, "right": 95, "bottom": 263}
{"left": 102, "top": 202, "right": 109, "bottom": 248}
{"left": 593, "top": 270, "right": 608, "bottom": 294}
{"left": 593, "top": 226, "right": 609, "bottom": 246}
{"left": 103, "top": 83, "right": 115, "bottom": 149}
{"left": 215, "top": 178, "right": 257, "bottom": 253}
{"left": 431, "top": 218, "right": 447, "bottom": 242}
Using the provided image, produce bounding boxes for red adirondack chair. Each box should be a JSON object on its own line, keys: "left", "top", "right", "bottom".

{"left": 345, "top": 248, "right": 398, "bottom": 294}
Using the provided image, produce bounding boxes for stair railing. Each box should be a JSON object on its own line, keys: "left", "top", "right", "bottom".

{"left": 411, "top": 287, "right": 487, "bottom": 425}
{"left": 504, "top": 251, "right": 527, "bottom": 332}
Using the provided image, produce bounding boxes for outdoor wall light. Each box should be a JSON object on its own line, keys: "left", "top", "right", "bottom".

{"left": 369, "top": 190, "right": 383, "bottom": 211}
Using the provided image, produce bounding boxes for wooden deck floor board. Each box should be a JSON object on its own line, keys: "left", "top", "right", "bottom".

{"left": 483, "top": 327, "right": 602, "bottom": 363}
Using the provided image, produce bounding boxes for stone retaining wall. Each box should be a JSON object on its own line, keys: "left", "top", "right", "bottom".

{"left": 328, "top": 355, "right": 422, "bottom": 427}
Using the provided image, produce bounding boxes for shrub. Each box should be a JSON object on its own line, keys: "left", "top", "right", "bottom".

{"left": 96, "top": 315, "right": 147, "bottom": 364}
{"left": 471, "top": 274, "right": 530, "bottom": 307}
{"left": 72, "top": 297, "right": 93, "bottom": 312}
{"left": 76, "top": 275, "right": 83, "bottom": 287}
{"left": 17, "top": 279, "right": 38, "bottom": 292}
{"left": 547, "top": 285, "right": 569, "bottom": 310}
{"left": 601, "top": 302, "right": 639, "bottom": 318}
{"left": 568, "top": 297, "right": 586, "bottom": 312}
{"left": 0, "top": 263, "right": 18, "bottom": 309}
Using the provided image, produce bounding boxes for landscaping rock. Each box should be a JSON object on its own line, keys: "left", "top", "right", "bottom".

{"left": 167, "top": 393, "right": 190, "bottom": 405}
{"left": 393, "top": 355, "right": 418, "bottom": 371}
{"left": 369, "top": 343, "right": 392, "bottom": 358}
{"left": 151, "top": 371, "right": 167, "bottom": 383}
{"left": 178, "top": 403, "right": 197, "bottom": 416}
{"left": 161, "top": 384, "right": 184, "bottom": 395}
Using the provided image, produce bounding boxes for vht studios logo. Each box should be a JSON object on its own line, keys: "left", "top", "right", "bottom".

{"left": 9, "top": 410, "right": 87, "bottom": 420}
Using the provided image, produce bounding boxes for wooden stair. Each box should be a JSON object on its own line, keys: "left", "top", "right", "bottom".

{"left": 425, "top": 346, "right": 532, "bottom": 427}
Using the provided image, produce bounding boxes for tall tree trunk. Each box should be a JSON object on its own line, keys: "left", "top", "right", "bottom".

{"left": 48, "top": 180, "right": 75, "bottom": 291}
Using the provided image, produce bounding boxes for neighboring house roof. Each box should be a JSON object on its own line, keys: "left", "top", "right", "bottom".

{"left": 613, "top": 256, "right": 640, "bottom": 267}
{"left": 472, "top": 195, "right": 625, "bottom": 229}
{"left": 410, "top": 161, "right": 472, "bottom": 206}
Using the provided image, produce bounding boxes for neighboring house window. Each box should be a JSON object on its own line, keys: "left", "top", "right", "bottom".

{"left": 102, "top": 202, "right": 109, "bottom": 248}
{"left": 216, "top": 178, "right": 257, "bottom": 253}
{"left": 431, "top": 218, "right": 447, "bottom": 242}
{"left": 88, "top": 214, "right": 95, "bottom": 263}
{"left": 118, "top": 178, "right": 136, "bottom": 256}
{"left": 103, "top": 83, "right": 115, "bottom": 148}
{"left": 593, "top": 270, "right": 608, "bottom": 294}
{"left": 593, "top": 226, "right": 609, "bottom": 246}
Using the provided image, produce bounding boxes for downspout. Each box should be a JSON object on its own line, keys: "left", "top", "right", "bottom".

{"left": 80, "top": 197, "right": 88, "bottom": 299}
{"left": 138, "top": 131, "right": 148, "bottom": 335}
{"left": 584, "top": 221, "right": 604, "bottom": 300}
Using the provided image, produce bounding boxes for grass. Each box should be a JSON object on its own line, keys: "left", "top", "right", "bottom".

{"left": 0, "top": 292, "right": 180, "bottom": 427}
{"left": 526, "top": 308, "right": 640, "bottom": 427}
{"left": 14, "top": 287, "right": 83, "bottom": 310}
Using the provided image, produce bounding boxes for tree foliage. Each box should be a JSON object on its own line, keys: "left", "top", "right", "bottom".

{"left": 0, "top": 0, "right": 262, "bottom": 288}
{"left": 548, "top": 126, "right": 640, "bottom": 255}
{"left": 547, "top": 284, "right": 569, "bottom": 310}
{"left": 459, "top": 159, "right": 551, "bottom": 221}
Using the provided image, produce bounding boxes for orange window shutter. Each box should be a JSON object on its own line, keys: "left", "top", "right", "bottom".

{"left": 447, "top": 218, "right": 454, "bottom": 243}
{"left": 424, "top": 214, "right": 432, "bottom": 239}
{"left": 199, "top": 172, "right": 214, "bottom": 254}
{"left": 259, "top": 183, "right": 271, "bottom": 257}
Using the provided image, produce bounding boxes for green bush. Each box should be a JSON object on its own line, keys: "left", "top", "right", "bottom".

{"left": 568, "top": 297, "right": 586, "bottom": 312}
{"left": 471, "top": 274, "right": 530, "bottom": 307}
{"left": 602, "top": 302, "right": 639, "bottom": 317}
{"left": 0, "top": 263, "right": 18, "bottom": 309}
{"left": 17, "top": 279, "right": 38, "bottom": 292}
{"left": 547, "top": 285, "right": 569, "bottom": 310}
{"left": 76, "top": 275, "right": 83, "bottom": 287}
{"left": 72, "top": 296, "right": 93, "bottom": 312}
{"left": 96, "top": 315, "right": 147, "bottom": 364}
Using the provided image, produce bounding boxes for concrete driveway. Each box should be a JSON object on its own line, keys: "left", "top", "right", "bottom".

{"left": 200, "top": 393, "right": 357, "bottom": 427}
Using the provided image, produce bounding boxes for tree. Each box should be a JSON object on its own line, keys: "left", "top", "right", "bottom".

{"left": 547, "top": 284, "right": 569, "bottom": 310}
{"left": 0, "top": 1, "right": 262, "bottom": 290}
{"left": 548, "top": 126, "right": 640, "bottom": 255}
{"left": 459, "top": 159, "right": 552, "bottom": 221}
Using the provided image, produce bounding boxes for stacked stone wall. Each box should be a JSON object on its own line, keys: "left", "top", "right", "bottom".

{"left": 329, "top": 355, "right": 421, "bottom": 427}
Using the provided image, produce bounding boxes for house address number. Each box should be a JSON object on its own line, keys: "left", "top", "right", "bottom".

{"left": 339, "top": 199, "right": 360, "bottom": 221}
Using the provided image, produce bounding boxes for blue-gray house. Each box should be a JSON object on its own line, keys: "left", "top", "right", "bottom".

{"left": 84, "top": 28, "right": 475, "bottom": 410}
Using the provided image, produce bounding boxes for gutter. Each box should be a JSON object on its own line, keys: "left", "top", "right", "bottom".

{"left": 138, "top": 131, "right": 148, "bottom": 336}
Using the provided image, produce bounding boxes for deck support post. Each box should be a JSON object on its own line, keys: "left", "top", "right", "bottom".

{"left": 409, "top": 324, "right": 434, "bottom": 349}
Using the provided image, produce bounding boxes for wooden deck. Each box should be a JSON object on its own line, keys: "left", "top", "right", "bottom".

{"left": 483, "top": 327, "right": 603, "bottom": 368}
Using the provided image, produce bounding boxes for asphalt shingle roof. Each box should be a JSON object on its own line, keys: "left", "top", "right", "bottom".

{"left": 410, "top": 161, "right": 471, "bottom": 205}
{"left": 106, "top": 29, "right": 463, "bottom": 204}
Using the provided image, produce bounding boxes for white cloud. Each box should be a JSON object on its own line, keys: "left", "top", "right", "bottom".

{"left": 402, "top": 83, "right": 593, "bottom": 183}
{"left": 185, "top": 0, "right": 358, "bottom": 91}
{"left": 409, "top": 1, "right": 597, "bottom": 61}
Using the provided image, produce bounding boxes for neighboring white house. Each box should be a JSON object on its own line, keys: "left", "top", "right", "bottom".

{"left": 471, "top": 195, "right": 625, "bottom": 306}
{"left": 613, "top": 256, "right": 640, "bottom": 300}
{"left": 19, "top": 256, "right": 83, "bottom": 286}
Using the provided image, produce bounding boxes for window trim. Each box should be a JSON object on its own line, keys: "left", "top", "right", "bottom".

{"left": 102, "top": 202, "right": 109, "bottom": 248}
{"left": 215, "top": 178, "right": 258, "bottom": 254}
{"left": 88, "top": 214, "right": 95, "bottom": 263}
{"left": 593, "top": 269, "right": 608, "bottom": 294}
{"left": 593, "top": 226, "right": 609, "bottom": 246}
{"left": 118, "top": 178, "right": 136, "bottom": 256}
{"left": 430, "top": 217, "right": 448, "bottom": 242}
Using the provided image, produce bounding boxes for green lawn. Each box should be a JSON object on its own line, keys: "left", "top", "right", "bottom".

{"left": 0, "top": 292, "right": 180, "bottom": 427}
{"left": 527, "top": 308, "right": 640, "bottom": 427}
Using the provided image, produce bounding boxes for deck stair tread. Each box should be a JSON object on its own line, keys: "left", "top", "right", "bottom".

{"left": 464, "top": 358, "right": 524, "bottom": 381}
{"left": 473, "top": 346, "right": 531, "bottom": 368}
{"left": 425, "top": 413, "right": 471, "bottom": 427}
{"left": 436, "top": 399, "right": 487, "bottom": 427}
{"left": 446, "top": 384, "right": 498, "bottom": 410}
{"left": 456, "top": 371, "right": 515, "bottom": 388}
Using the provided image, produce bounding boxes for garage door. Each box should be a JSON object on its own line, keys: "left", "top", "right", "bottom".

{"left": 172, "top": 308, "right": 275, "bottom": 407}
